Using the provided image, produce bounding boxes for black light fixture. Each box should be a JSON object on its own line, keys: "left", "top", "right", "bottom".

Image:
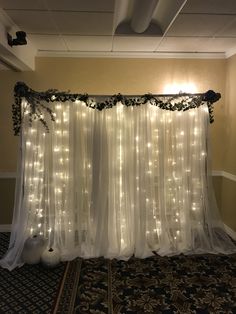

{"left": 7, "top": 31, "right": 27, "bottom": 47}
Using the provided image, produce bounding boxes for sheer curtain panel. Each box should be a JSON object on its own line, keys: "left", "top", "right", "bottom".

{"left": 1, "top": 99, "right": 235, "bottom": 270}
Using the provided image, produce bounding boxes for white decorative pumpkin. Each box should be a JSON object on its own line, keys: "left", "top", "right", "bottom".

{"left": 41, "top": 247, "right": 60, "bottom": 268}
{"left": 22, "top": 235, "right": 46, "bottom": 265}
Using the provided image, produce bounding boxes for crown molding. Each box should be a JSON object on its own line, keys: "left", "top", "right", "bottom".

{"left": 36, "top": 50, "right": 226, "bottom": 59}
{"left": 225, "top": 46, "right": 236, "bottom": 58}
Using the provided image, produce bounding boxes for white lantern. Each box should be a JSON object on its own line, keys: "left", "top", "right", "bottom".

{"left": 22, "top": 235, "right": 46, "bottom": 265}
{"left": 41, "top": 247, "right": 60, "bottom": 268}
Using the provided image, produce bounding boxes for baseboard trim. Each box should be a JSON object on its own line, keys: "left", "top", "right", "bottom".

{"left": 212, "top": 171, "right": 236, "bottom": 182}
{"left": 0, "top": 224, "right": 11, "bottom": 232}
{"left": 223, "top": 223, "right": 236, "bottom": 240}
{"left": 0, "top": 172, "right": 16, "bottom": 178}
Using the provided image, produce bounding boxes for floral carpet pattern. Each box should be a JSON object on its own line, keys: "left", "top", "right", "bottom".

{"left": 1, "top": 233, "right": 236, "bottom": 313}
{"left": 74, "top": 254, "right": 236, "bottom": 314}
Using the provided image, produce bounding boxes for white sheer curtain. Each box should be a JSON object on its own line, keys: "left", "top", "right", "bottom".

{"left": 1, "top": 99, "right": 235, "bottom": 270}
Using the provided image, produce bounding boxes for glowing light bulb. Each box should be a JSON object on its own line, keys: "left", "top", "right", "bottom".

{"left": 193, "top": 128, "right": 199, "bottom": 135}
{"left": 163, "top": 83, "right": 197, "bottom": 94}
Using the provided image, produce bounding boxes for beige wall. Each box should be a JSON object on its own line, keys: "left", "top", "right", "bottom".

{"left": 0, "top": 57, "right": 232, "bottom": 227}
{"left": 225, "top": 55, "right": 236, "bottom": 175}
{"left": 220, "top": 178, "right": 236, "bottom": 230}
{"left": 0, "top": 57, "right": 227, "bottom": 171}
{"left": 220, "top": 55, "right": 236, "bottom": 231}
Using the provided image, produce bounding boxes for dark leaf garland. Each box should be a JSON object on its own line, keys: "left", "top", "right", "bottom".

{"left": 12, "top": 82, "right": 220, "bottom": 135}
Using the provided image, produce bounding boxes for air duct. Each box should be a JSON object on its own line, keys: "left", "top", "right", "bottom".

{"left": 131, "top": 0, "right": 159, "bottom": 33}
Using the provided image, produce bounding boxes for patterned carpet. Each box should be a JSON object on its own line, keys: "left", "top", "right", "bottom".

{"left": 0, "top": 233, "right": 236, "bottom": 313}
{"left": 0, "top": 233, "right": 78, "bottom": 314}
{"left": 75, "top": 255, "right": 236, "bottom": 314}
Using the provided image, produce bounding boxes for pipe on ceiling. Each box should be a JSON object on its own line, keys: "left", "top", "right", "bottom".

{"left": 131, "top": 0, "right": 159, "bottom": 33}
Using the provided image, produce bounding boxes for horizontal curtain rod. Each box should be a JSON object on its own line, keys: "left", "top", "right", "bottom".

{"left": 12, "top": 82, "right": 221, "bottom": 136}
{"left": 14, "top": 82, "right": 221, "bottom": 102}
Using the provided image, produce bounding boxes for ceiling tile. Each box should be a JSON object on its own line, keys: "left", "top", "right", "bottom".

{"left": 0, "top": 0, "right": 45, "bottom": 10}
{"left": 166, "top": 14, "right": 236, "bottom": 37}
{"left": 157, "top": 37, "right": 236, "bottom": 53}
{"left": 216, "top": 18, "right": 236, "bottom": 37}
{"left": 45, "top": 0, "right": 115, "bottom": 12}
{"left": 113, "top": 36, "right": 160, "bottom": 52}
{"left": 182, "top": 0, "right": 236, "bottom": 14}
{"left": 52, "top": 12, "right": 113, "bottom": 35}
{"left": 27, "top": 34, "right": 67, "bottom": 51}
{"left": 0, "top": 0, "right": 115, "bottom": 11}
{"left": 5, "top": 10, "right": 58, "bottom": 34}
{"left": 64, "top": 35, "right": 112, "bottom": 51}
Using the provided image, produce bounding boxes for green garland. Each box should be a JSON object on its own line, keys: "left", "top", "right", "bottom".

{"left": 12, "top": 82, "right": 221, "bottom": 136}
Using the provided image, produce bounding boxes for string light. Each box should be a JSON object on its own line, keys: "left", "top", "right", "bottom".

{"left": 22, "top": 94, "right": 211, "bottom": 257}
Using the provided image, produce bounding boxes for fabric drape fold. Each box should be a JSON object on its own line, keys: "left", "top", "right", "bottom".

{"left": 1, "top": 100, "right": 235, "bottom": 270}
